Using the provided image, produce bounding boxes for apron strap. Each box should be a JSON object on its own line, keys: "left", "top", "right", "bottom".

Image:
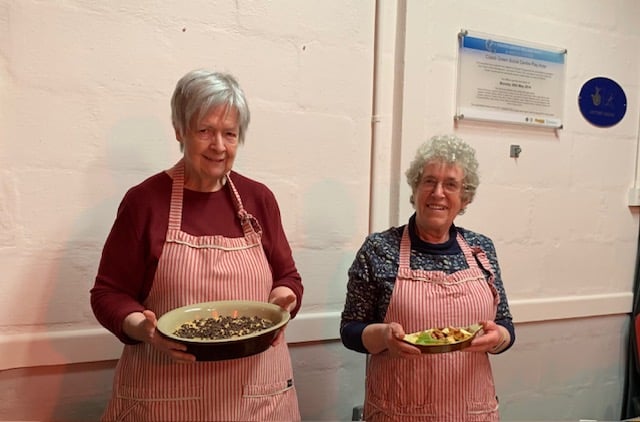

{"left": 166, "top": 159, "right": 262, "bottom": 238}
{"left": 398, "top": 226, "right": 412, "bottom": 279}
{"left": 399, "top": 226, "right": 495, "bottom": 282}
{"left": 168, "top": 159, "right": 185, "bottom": 231}
{"left": 459, "top": 233, "right": 476, "bottom": 264}
{"left": 458, "top": 234, "right": 496, "bottom": 284}
{"left": 225, "top": 173, "right": 263, "bottom": 237}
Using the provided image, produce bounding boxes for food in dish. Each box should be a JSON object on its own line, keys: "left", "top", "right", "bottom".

{"left": 173, "top": 315, "right": 275, "bottom": 340}
{"left": 406, "top": 325, "right": 477, "bottom": 345}
{"left": 403, "top": 323, "right": 482, "bottom": 353}
{"left": 156, "top": 300, "right": 290, "bottom": 361}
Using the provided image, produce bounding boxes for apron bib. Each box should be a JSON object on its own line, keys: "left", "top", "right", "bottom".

{"left": 102, "top": 160, "right": 300, "bottom": 421}
{"left": 364, "top": 227, "right": 500, "bottom": 422}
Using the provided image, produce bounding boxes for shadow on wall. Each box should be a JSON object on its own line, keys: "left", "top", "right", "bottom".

{"left": 297, "top": 178, "right": 362, "bottom": 310}
{"left": 292, "top": 179, "right": 368, "bottom": 420}
{"left": 290, "top": 341, "right": 366, "bottom": 421}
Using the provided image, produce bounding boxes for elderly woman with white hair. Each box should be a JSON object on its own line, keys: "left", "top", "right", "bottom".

{"left": 91, "top": 69, "right": 303, "bottom": 421}
{"left": 341, "top": 134, "right": 514, "bottom": 421}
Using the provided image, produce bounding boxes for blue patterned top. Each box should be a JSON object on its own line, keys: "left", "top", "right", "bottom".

{"left": 340, "top": 214, "right": 515, "bottom": 353}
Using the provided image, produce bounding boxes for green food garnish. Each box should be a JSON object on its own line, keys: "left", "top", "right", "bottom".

{"left": 414, "top": 330, "right": 440, "bottom": 345}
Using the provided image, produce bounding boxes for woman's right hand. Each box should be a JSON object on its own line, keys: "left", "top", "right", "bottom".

{"left": 363, "top": 322, "right": 422, "bottom": 358}
{"left": 123, "top": 310, "right": 196, "bottom": 362}
{"left": 384, "top": 322, "right": 422, "bottom": 358}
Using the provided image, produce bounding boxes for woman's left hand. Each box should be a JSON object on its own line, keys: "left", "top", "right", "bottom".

{"left": 464, "top": 320, "right": 505, "bottom": 353}
{"left": 268, "top": 287, "right": 297, "bottom": 346}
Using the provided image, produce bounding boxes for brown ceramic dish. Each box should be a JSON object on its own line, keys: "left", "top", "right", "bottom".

{"left": 156, "top": 300, "right": 290, "bottom": 361}
{"left": 402, "top": 324, "right": 482, "bottom": 354}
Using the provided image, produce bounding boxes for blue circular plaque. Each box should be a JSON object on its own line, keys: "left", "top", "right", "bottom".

{"left": 578, "top": 77, "right": 627, "bottom": 127}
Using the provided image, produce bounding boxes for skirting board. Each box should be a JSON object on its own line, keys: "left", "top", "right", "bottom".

{"left": 0, "top": 292, "right": 633, "bottom": 371}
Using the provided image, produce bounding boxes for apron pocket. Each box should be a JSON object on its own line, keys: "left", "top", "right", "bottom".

{"left": 466, "top": 399, "right": 499, "bottom": 421}
{"left": 366, "top": 399, "right": 436, "bottom": 420}
{"left": 116, "top": 383, "right": 202, "bottom": 401}
{"left": 240, "top": 379, "right": 298, "bottom": 421}
{"left": 111, "top": 384, "right": 203, "bottom": 421}
{"left": 109, "top": 397, "right": 203, "bottom": 422}
{"left": 242, "top": 378, "right": 294, "bottom": 398}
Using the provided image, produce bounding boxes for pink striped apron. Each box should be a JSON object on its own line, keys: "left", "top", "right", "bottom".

{"left": 102, "top": 159, "right": 300, "bottom": 421}
{"left": 364, "top": 227, "right": 500, "bottom": 422}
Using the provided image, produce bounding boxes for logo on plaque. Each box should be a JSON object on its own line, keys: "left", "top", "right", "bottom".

{"left": 578, "top": 77, "right": 627, "bottom": 127}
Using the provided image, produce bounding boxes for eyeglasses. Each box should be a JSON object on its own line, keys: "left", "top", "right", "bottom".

{"left": 419, "top": 177, "right": 463, "bottom": 194}
{"left": 193, "top": 127, "right": 239, "bottom": 144}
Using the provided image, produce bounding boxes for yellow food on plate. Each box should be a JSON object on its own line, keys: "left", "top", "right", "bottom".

{"left": 404, "top": 323, "right": 482, "bottom": 346}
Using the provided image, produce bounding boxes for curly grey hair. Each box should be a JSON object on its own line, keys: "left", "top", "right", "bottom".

{"left": 171, "top": 69, "right": 250, "bottom": 147}
{"left": 405, "top": 134, "right": 479, "bottom": 214}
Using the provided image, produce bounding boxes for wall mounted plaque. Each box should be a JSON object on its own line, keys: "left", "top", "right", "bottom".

{"left": 455, "top": 29, "right": 566, "bottom": 128}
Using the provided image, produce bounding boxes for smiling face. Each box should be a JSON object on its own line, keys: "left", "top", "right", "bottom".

{"left": 413, "top": 160, "right": 468, "bottom": 243}
{"left": 177, "top": 104, "right": 240, "bottom": 192}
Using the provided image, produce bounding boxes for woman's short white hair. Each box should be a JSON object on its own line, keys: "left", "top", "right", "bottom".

{"left": 405, "top": 134, "right": 479, "bottom": 214}
{"left": 171, "top": 69, "right": 250, "bottom": 144}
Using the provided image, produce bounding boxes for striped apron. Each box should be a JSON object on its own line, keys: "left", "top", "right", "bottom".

{"left": 364, "top": 227, "right": 500, "bottom": 422}
{"left": 102, "top": 159, "right": 300, "bottom": 421}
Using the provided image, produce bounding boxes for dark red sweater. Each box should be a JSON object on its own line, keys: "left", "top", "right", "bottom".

{"left": 90, "top": 170, "right": 303, "bottom": 344}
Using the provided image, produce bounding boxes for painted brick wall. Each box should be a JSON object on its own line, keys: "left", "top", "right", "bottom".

{"left": 1, "top": 0, "right": 639, "bottom": 420}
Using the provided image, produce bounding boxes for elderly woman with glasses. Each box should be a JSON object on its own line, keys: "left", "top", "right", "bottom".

{"left": 91, "top": 69, "right": 303, "bottom": 421}
{"left": 340, "top": 134, "right": 514, "bottom": 421}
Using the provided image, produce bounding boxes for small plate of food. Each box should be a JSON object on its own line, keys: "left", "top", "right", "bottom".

{"left": 402, "top": 323, "right": 483, "bottom": 354}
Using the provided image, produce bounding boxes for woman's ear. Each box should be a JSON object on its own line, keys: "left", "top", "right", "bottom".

{"left": 459, "top": 198, "right": 472, "bottom": 215}
{"left": 174, "top": 129, "right": 185, "bottom": 152}
{"left": 175, "top": 129, "right": 184, "bottom": 149}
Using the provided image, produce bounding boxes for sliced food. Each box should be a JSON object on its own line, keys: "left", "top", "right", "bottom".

{"left": 404, "top": 323, "right": 482, "bottom": 346}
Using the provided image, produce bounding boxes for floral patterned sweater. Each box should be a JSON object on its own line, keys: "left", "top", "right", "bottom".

{"left": 340, "top": 214, "right": 515, "bottom": 354}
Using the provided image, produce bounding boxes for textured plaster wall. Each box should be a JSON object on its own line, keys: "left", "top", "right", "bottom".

{"left": 1, "top": 0, "right": 639, "bottom": 421}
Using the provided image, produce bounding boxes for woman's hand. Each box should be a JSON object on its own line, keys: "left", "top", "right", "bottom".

{"left": 363, "top": 322, "right": 422, "bottom": 358}
{"left": 123, "top": 310, "right": 196, "bottom": 362}
{"left": 268, "top": 286, "right": 297, "bottom": 312}
{"left": 465, "top": 320, "right": 508, "bottom": 354}
{"left": 383, "top": 322, "right": 422, "bottom": 358}
{"left": 268, "top": 287, "right": 297, "bottom": 346}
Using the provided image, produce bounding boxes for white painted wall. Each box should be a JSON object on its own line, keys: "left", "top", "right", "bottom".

{"left": 0, "top": 0, "right": 374, "bottom": 364}
{"left": 399, "top": 0, "right": 640, "bottom": 309}
{"left": 1, "top": 0, "right": 639, "bottom": 421}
